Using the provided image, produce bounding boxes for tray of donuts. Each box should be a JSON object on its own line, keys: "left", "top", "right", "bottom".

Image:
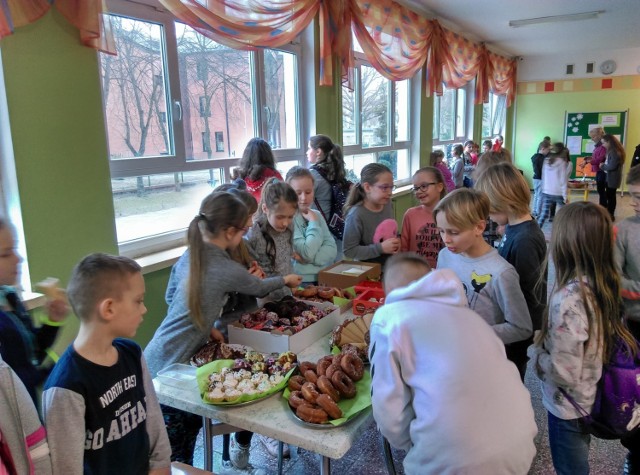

{"left": 293, "top": 285, "right": 355, "bottom": 313}
{"left": 283, "top": 352, "right": 372, "bottom": 428}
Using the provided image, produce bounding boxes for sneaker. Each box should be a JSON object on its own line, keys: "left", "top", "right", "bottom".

{"left": 257, "top": 433, "right": 290, "bottom": 458}
{"left": 229, "top": 435, "right": 250, "bottom": 469}
{"left": 220, "top": 459, "right": 267, "bottom": 475}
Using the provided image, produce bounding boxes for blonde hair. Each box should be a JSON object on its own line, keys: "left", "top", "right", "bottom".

{"left": 433, "top": 188, "right": 490, "bottom": 230}
{"left": 473, "top": 151, "right": 510, "bottom": 180}
{"left": 535, "top": 202, "right": 637, "bottom": 359}
{"left": 474, "top": 162, "right": 531, "bottom": 216}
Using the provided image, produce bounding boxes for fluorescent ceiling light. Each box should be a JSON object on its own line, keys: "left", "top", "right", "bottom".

{"left": 509, "top": 10, "right": 603, "bottom": 28}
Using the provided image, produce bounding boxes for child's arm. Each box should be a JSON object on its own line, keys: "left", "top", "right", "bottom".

{"left": 343, "top": 210, "right": 384, "bottom": 261}
{"left": 615, "top": 226, "right": 640, "bottom": 300}
{"left": 400, "top": 212, "right": 411, "bottom": 252}
{"left": 140, "top": 356, "right": 171, "bottom": 472}
{"left": 42, "top": 387, "right": 86, "bottom": 475}
{"left": 491, "top": 268, "right": 533, "bottom": 344}
{"left": 293, "top": 212, "right": 337, "bottom": 266}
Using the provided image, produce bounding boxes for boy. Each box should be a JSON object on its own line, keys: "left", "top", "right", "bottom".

{"left": 530, "top": 140, "right": 550, "bottom": 217}
{"left": 43, "top": 253, "right": 171, "bottom": 475}
{"left": 615, "top": 165, "right": 640, "bottom": 472}
{"left": 370, "top": 253, "right": 537, "bottom": 474}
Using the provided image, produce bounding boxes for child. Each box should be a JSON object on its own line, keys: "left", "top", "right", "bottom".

{"left": 144, "top": 192, "right": 300, "bottom": 469}
{"left": 1, "top": 355, "right": 52, "bottom": 474}
{"left": 285, "top": 166, "right": 337, "bottom": 283}
{"left": 537, "top": 142, "right": 571, "bottom": 228}
{"left": 370, "top": 253, "right": 537, "bottom": 475}
{"left": 245, "top": 179, "right": 300, "bottom": 301}
{"left": 474, "top": 162, "right": 547, "bottom": 379}
{"left": 430, "top": 150, "right": 455, "bottom": 192}
{"left": 528, "top": 202, "right": 637, "bottom": 475}
{"left": 0, "top": 218, "right": 68, "bottom": 407}
{"left": 600, "top": 133, "right": 626, "bottom": 219}
{"left": 531, "top": 140, "right": 550, "bottom": 218}
{"left": 400, "top": 166, "right": 446, "bottom": 269}
{"left": 43, "top": 253, "right": 171, "bottom": 475}
{"left": 450, "top": 144, "right": 465, "bottom": 189}
{"left": 615, "top": 165, "right": 640, "bottom": 471}
{"left": 231, "top": 138, "right": 283, "bottom": 202}
{"left": 462, "top": 140, "right": 475, "bottom": 187}
{"left": 434, "top": 189, "right": 532, "bottom": 349}
{"left": 342, "top": 163, "right": 400, "bottom": 265}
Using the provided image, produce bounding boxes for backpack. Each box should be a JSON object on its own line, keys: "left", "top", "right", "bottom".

{"left": 631, "top": 144, "right": 640, "bottom": 169}
{"left": 560, "top": 336, "right": 640, "bottom": 440}
{"left": 311, "top": 165, "right": 353, "bottom": 240}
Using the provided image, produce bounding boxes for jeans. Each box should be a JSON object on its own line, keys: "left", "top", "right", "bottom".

{"left": 537, "top": 194, "right": 565, "bottom": 228}
{"left": 548, "top": 412, "right": 591, "bottom": 475}
{"left": 532, "top": 179, "right": 543, "bottom": 216}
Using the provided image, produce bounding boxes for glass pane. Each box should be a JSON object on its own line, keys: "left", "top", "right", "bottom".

{"left": 492, "top": 94, "right": 507, "bottom": 136}
{"left": 264, "top": 50, "right": 298, "bottom": 150}
{"left": 482, "top": 101, "right": 491, "bottom": 138}
{"left": 361, "top": 65, "right": 389, "bottom": 148}
{"left": 378, "top": 149, "right": 410, "bottom": 181}
{"left": 101, "top": 16, "right": 171, "bottom": 160}
{"left": 276, "top": 159, "right": 301, "bottom": 179}
{"left": 438, "top": 87, "right": 455, "bottom": 142}
{"left": 395, "top": 80, "right": 409, "bottom": 141}
{"left": 432, "top": 96, "right": 439, "bottom": 139}
{"left": 342, "top": 81, "right": 357, "bottom": 146}
{"left": 343, "top": 154, "right": 374, "bottom": 182}
{"left": 456, "top": 88, "right": 466, "bottom": 138}
{"left": 112, "top": 169, "right": 223, "bottom": 242}
{"left": 176, "top": 24, "right": 254, "bottom": 160}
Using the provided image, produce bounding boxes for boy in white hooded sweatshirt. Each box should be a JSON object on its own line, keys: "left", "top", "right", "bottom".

{"left": 369, "top": 253, "right": 537, "bottom": 475}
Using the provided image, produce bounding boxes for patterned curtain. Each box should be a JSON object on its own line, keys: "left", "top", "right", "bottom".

{"left": 0, "top": 0, "right": 115, "bottom": 54}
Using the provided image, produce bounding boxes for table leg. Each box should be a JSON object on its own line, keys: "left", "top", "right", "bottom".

{"left": 277, "top": 441, "right": 284, "bottom": 475}
{"left": 203, "top": 417, "right": 213, "bottom": 472}
{"left": 319, "top": 455, "right": 331, "bottom": 475}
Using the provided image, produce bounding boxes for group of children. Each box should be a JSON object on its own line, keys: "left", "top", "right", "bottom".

{"left": 1, "top": 132, "right": 640, "bottom": 474}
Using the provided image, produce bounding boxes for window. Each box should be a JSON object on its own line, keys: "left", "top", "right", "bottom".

{"left": 341, "top": 51, "right": 412, "bottom": 182}
{"left": 432, "top": 83, "right": 473, "bottom": 160}
{"left": 100, "top": 1, "right": 303, "bottom": 255}
{"left": 481, "top": 92, "right": 507, "bottom": 140}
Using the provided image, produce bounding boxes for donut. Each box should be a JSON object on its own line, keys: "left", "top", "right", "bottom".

{"left": 296, "top": 404, "right": 328, "bottom": 424}
{"left": 331, "top": 370, "right": 356, "bottom": 399}
{"left": 316, "top": 375, "right": 340, "bottom": 403}
{"left": 340, "top": 353, "right": 364, "bottom": 382}
{"left": 316, "top": 394, "right": 343, "bottom": 419}
{"left": 288, "top": 391, "right": 309, "bottom": 409}
{"left": 317, "top": 287, "right": 335, "bottom": 300}
{"left": 332, "top": 354, "right": 343, "bottom": 366}
{"left": 288, "top": 375, "right": 305, "bottom": 391}
{"left": 298, "top": 361, "right": 317, "bottom": 374}
{"left": 301, "top": 382, "right": 320, "bottom": 404}
{"left": 325, "top": 364, "right": 341, "bottom": 380}
{"left": 316, "top": 355, "right": 334, "bottom": 376}
{"left": 300, "top": 286, "right": 318, "bottom": 298}
{"left": 304, "top": 370, "right": 318, "bottom": 384}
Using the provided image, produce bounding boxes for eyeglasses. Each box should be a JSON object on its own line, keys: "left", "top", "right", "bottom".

{"left": 374, "top": 184, "right": 397, "bottom": 192}
{"left": 412, "top": 183, "right": 438, "bottom": 193}
{"left": 235, "top": 225, "right": 251, "bottom": 235}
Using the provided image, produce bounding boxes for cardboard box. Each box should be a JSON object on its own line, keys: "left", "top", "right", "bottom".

{"left": 228, "top": 304, "right": 344, "bottom": 354}
{"left": 352, "top": 289, "right": 386, "bottom": 316}
{"left": 354, "top": 281, "right": 383, "bottom": 295}
{"left": 317, "top": 260, "right": 381, "bottom": 290}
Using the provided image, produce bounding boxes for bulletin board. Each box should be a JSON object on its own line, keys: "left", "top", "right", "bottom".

{"left": 564, "top": 111, "right": 628, "bottom": 178}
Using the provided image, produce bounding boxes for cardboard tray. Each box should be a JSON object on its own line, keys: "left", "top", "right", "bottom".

{"left": 352, "top": 289, "right": 385, "bottom": 316}
{"left": 317, "top": 261, "right": 381, "bottom": 290}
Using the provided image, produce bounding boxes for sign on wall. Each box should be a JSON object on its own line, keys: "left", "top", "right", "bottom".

{"left": 564, "top": 111, "right": 628, "bottom": 178}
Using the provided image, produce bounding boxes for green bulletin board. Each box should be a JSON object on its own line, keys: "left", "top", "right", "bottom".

{"left": 564, "top": 111, "right": 627, "bottom": 178}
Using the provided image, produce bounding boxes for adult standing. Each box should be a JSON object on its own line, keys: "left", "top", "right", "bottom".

{"left": 600, "top": 133, "right": 626, "bottom": 220}
{"left": 584, "top": 126, "right": 607, "bottom": 208}
{"left": 231, "top": 138, "right": 283, "bottom": 202}
{"left": 306, "top": 134, "right": 350, "bottom": 257}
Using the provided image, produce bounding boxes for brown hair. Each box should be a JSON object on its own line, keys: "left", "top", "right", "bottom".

{"left": 309, "top": 135, "right": 347, "bottom": 182}
{"left": 472, "top": 151, "right": 510, "bottom": 180}
{"left": 429, "top": 150, "right": 445, "bottom": 166}
{"left": 474, "top": 162, "right": 531, "bottom": 216}
{"left": 433, "top": 188, "right": 490, "bottom": 230}
{"left": 413, "top": 166, "right": 447, "bottom": 200}
{"left": 232, "top": 138, "right": 277, "bottom": 181}
{"left": 343, "top": 163, "right": 392, "bottom": 216}
{"left": 626, "top": 163, "right": 640, "bottom": 186}
{"left": 602, "top": 134, "right": 626, "bottom": 166}
{"left": 285, "top": 165, "right": 314, "bottom": 183}
{"left": 67, "top": 253, "right": 141, "bottom": 321}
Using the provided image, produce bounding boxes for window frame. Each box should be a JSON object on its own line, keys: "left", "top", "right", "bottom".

{"left": 481, "top": 91, "right": 507, "bottom": 141}
{"left": 432, "top": 82, "right": 474, "bottom": 148}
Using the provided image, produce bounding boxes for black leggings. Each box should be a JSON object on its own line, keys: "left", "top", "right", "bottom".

{"left": 605, "top": 187, "right": 618, "bottom": 219}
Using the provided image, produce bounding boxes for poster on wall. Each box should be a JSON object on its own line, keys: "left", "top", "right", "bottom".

{"left": 564, "top": 111, "right": 627, "bottom": 178}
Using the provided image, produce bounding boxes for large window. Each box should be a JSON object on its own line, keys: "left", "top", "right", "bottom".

{"left": 431, "top": 83, "right": 473, "bottom": 160}
{"left": 101, "top": 1, "right": 302, "bottom": 255}
{"left": 482, "top": 92, "right": 507, "bottom": 140}
{"left": 341, "top": 59, "right": 411, "bottom": 182}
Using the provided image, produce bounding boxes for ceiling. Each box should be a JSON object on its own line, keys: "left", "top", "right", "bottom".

{"left": 395, "top": 0, "right": 640, "bottom": 59}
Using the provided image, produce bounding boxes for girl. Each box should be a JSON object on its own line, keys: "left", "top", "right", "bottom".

{"left": 528, "top": 202, "right": 637, "bottom": 475}
{"left": 430, "top": 150, "right": 455, "bottom": 192}
{"left": 245, "top": 179, "right": 299, "bottom": 301}
{"left": 537, "top": 142, "right": 572, "bottom": 228}
{"left": 285, "top": 167, "right": 337, "bottom": 283}
{"left": 474, "top": 162, "right": 547, "bottom": 380}
{"left": 0, "top": 218, "right": 68, "bottom": 408}
{"left": 435, "top": 189, "right": 532, "bottom": 351}
{"left": 600, "top": 133, "right": 626, "bottom": 220}
{"left": 531, "top": 140, "right": 551, "bottom": 218}
{"left": 232, "top": 138, "right": 283, "bottom": 202}
{"left": 144, "top": 192, "right": 300, "bottom": 469}
{"left": 400, "top": 166, "right": 446, "bottom": 269}
{"left": 450, "top": 144, "right": 465, "bottom": 189}
{"left": 342, "top": 163, "right": 400, "bottom": 266}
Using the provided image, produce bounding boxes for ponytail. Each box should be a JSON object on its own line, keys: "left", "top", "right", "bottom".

{"left": 343, "top": 163, "right": 392, "bottom": 216}
{"left": 309, "top": 134, "right": 347, "bottom": 182}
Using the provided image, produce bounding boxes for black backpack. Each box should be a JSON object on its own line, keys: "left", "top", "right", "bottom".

{"left": 311, "top": 165, "right": 353, "bottom": 240}
{"left": 631, "top": 144, "right": 640, "bottom": 169}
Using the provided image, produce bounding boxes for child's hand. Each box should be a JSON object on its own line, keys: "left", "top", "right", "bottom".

{"left": 210, "top": 327, "right": 225, "bottom": 343}
{"left": 301, "top": 208, "right": 318, "bottom": 222}
{"left": 248, "top": 261, "right": 265, "bottom": 279}
{"left": 284, "top": 274, "right": 303, "bottom": 288}
{"left": 381, "top": 237, "right": 400, "bottom": 255}
{"left": 45, "top": 297, "right": 70, "bottom": 323}
{"left": 292, "top": 252, "right": 304, "bottom": 263}
{"left": 148, "top": 467, "right": 170, "bottom": 475}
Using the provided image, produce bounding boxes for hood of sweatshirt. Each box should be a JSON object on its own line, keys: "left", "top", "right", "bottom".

{"left": 385, "top": 268, "right": 468, "bottom": 308}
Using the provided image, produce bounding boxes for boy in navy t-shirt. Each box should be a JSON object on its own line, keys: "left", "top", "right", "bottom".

{"left": 43, "top": 253, "right": 170, "bottom": 475}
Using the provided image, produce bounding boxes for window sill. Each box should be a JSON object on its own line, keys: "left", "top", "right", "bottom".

{"left": 392, "top": 184, "right": 414, "bottom": 198}
{"left": 23, "top": 291, "right": 46, "bottom": 311}
{"left": 134, "top": 245, "right": 186, "bottom": 275}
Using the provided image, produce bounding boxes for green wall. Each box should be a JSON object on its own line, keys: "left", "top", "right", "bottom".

{"left": 513, "top": 88, "right": 640, "bottom": 188}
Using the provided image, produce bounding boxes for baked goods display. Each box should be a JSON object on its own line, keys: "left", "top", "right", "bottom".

{"left": 203, "top": 350, "right": 297, "bottom": 404}
{"left": 239, "top": 296, "right": 334, "bottom": 333}
{"left": 190, "top": 341, "right": 250, "bottom": 367}
{"left": 329, "top": 314, "right": 374, "bottom": 362}
{"left": 293, "top": 285, "right": 347, "bottom": 303}
{"left": 287, "top": 352, "right": 364, "bottom": 424}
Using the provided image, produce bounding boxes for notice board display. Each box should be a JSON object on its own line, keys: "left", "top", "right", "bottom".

{"left": 564, "top": 111, "right": 628, "bottom": 178}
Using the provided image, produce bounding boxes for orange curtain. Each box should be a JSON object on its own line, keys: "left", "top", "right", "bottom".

{"left": 0, "top": 0, "right": 114, "bottom": 54}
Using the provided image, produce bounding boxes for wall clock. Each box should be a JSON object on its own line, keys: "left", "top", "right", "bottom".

{"left": 600, "top": 59, "right": 617, "bottom": 75}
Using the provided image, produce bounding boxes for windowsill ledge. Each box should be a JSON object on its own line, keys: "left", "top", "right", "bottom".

{"left": 134, "top": 245, "right": 187, "bottom": 275}
{"left": 23, "top": 291, "right": 46, "bottom": 311}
